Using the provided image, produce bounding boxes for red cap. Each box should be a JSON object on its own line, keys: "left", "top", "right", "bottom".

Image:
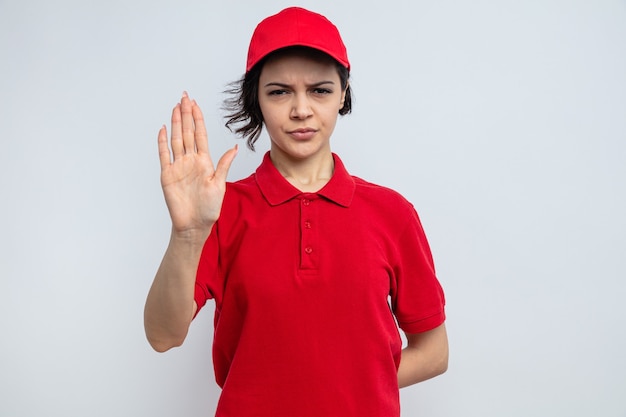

{"left": 246, "top": 7, "right": 350, "bottom": 72}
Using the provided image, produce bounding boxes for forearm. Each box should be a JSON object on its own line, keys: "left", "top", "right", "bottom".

{"left": 397, "top": 324, "right": 449, "bottom": 388}
{"left": 144, "top": 228, "right": 211, "bottom": 352}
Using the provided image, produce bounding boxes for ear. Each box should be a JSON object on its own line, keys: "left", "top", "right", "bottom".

{"left": 340, "top": 83, "right": 348, "bottom": 107}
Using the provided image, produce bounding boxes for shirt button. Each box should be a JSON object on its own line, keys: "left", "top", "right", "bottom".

{"left": 304, "top": 247, "right": 313, "bottom": 254}
{"left": 304, "top": 221, "right": 311, "bottom": 229}
{"left": 302, "top": 199, "right": 310, "bottom": 206}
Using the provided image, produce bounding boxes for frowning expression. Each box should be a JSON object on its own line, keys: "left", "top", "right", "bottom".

{"left": 258, "top": 50, "right": 347, "bottom": 162}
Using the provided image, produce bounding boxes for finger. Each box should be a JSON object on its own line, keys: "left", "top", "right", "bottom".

{"left": 157, "top": 125, "right": 171, "bottom": 170}
{"left": 170, "top": 103, "right": 184, "bottom": 160}
{"left": 191, "top": 100, "right": 210, "bottom": 157}
{"left": 213, "top": 145, "right": 238, "bottom": 184}
{"left": 180, "top": 91, "right": 195, "bottom": 154}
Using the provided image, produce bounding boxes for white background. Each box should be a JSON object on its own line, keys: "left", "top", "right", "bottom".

{"left": 1, "top": 0, "right": 625, "bottom": 416}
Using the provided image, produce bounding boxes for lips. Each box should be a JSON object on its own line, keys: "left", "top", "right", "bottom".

{"left": 288, "top": 128, "right": 317, "bottom": 141}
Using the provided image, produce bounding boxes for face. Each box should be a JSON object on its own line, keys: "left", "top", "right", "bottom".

{"left": 258, "top": 51, "right": 347, "bottom": 163}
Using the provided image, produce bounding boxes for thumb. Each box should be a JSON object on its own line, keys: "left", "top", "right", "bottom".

{"left": 213, "top": 145, "right": 238, "bottom": 183}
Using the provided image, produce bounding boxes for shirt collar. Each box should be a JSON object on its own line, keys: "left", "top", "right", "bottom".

{"left": 255, "top": 151, "right": 355, "bottom": 207}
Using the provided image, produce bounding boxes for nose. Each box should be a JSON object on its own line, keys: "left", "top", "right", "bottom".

{"left": 290, "top": 94, "right": 313, "bottom": 120}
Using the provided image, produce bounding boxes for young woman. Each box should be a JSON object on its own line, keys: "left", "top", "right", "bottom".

{"left": 144, "top": 7, "right": 448, "bottom": 417}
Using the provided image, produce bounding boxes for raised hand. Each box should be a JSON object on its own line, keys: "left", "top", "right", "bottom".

{"left": 158, "top": 92, "right": 238, "bottom": 235}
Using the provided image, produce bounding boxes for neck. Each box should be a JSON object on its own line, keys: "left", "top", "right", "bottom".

{"left": 270, "top": 149, "right": 334, "bottom": 193}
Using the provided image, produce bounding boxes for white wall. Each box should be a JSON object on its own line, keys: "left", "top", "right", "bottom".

{"left": 1, "top": 0, "right": 625, "bottom": 416}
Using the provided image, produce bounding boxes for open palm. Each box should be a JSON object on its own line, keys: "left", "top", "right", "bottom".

{"left": 158, "top": 92, "right": 237, "bottom": 234}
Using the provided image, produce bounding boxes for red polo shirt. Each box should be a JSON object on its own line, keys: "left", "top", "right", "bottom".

{"left": 195, "top": 152, "right": 445, "bottom": 417}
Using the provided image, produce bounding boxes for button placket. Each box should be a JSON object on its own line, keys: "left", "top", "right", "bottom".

{"left": 300, "top": 196, "right": 318, "bottom": 270}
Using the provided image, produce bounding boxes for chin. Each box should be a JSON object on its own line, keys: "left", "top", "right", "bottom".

{"left": 272, "top": 140, "right": 330, "bottom": 160}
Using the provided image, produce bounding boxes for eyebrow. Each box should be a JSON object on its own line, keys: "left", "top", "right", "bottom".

{"left": 263, "top": 80, "right": 336, "bottom": 88}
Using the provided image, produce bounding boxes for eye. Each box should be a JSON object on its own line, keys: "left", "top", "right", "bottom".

{"left": 312, "top": 88, "right": 332, "bottom": 95}
{"left": 268, "top": 89, "right": 289, "bottom": 96}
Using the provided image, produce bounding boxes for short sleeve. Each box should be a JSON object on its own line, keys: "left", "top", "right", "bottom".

{"left": 194, "top": 222, "right": 221, "bottom": 315}
{"left": 391, "top": 208, "right": 446, "bottom": 334}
